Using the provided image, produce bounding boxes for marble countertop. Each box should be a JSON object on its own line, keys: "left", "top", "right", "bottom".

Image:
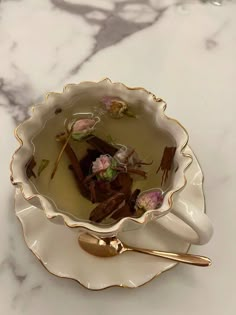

{"left": 0, "top": 0, "right": 235, "bottom": 314}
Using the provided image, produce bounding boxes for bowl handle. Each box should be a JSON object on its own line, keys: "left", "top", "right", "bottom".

{"left": 156, "top": 198, "right": 213, "bottom": 245}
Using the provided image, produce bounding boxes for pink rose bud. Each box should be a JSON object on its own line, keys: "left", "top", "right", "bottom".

{"left": 101, "top": 96, "right": 120, "bottom": 109}
{"left": 136, "top": 190, "right": 163, "bottom": 210}
{"left": 92, "top": 155, "right": 111, "bottom": 173}
{"left": 73, "top": 119, "right": 96, "bottom": 133}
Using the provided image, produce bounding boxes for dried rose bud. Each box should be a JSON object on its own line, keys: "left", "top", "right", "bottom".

{"left": 92, "top": 155, "right": 111, "bottom": 173}
{"left": 101, "top": 96, "right": 128, "bottom": 118}
{"left": 72, "top": 118, "right": 97, "bottom": 140}
{"left": 136, "top": 190, "right": 163, "bottom": 211}
{"left": 92, "top": 155, "right": 117, "bottom": 181}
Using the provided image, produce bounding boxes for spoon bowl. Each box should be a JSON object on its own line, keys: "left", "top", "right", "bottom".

{"left": 79, "top": 233, "right": 125, "bottom": 257}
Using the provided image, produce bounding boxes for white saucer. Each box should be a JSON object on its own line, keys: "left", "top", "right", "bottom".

{"left": 15, "top": 146, "right": 205, "bottom": 290}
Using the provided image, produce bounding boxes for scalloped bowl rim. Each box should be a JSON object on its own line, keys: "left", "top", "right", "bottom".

{"left": 10, "top": 78, "right": 192, "bottom": 235}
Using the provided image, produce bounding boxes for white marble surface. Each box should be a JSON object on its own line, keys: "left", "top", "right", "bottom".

{"left": 0, "top": 0, "right": 235, "bottom": 314}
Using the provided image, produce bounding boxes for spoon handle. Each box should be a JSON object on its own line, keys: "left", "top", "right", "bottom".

{"left": 129, "top": 247, "right": 211, "bottom": 267}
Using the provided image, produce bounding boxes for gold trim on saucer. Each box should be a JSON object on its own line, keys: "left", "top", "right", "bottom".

{"left": 15, "top": 154, "right": 206, "bottom": 290}
{"left": 15, "top": 200, "right": 191, "bottom": 290}
{"left": 17, "top": 211, "right": 189, "bottom": 290}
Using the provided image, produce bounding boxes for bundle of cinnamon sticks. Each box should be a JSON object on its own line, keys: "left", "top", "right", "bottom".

{"left": 57, "top": 135, "right": 141, "bottom": 223}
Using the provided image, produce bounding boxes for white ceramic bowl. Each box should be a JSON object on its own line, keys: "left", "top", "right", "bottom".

{"left": 10, "top": 79, "right": 213, "bottom": 244}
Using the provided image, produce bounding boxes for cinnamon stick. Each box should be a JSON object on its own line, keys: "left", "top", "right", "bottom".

{"left": 63, "top": 142, "right": 89, "bottom": 198}
{"left": 89, "top": 192, "right": 125, "bottom": 223}
{"left": 88, "top": 181, "right": 96, "bottom": 203}
{"left": 64, "top": 143, "right": 84, "bottom": 181}
{"left": 156, "top": 146, "right": 176, "bottom": 185}
{"left": 86, "top": 135, "right": 118, "bottom": 156}
{"left": 111, "top": 173, "right": 133, "bottom": 199}
{"left": 111, "top": 203, "right": 132, "bottom": 220}
{"left": 111, "top": 188, "right": 140, "bottom": 220}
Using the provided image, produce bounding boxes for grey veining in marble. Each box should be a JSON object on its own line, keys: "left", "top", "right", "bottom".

{"left": 51, "top": 0, "right": 168, "bottom": 75}
{"left": 0, "top": 0, "right": 230, "bottom": 123}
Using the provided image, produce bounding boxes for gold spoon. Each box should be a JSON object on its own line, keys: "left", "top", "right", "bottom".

{"left": 78, "top": 233, "right": 211, "bottom": 267}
